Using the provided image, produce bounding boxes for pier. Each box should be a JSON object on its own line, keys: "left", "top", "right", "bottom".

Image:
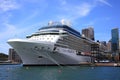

{"left": 95, "top": 63, "right": 120, "bottom": 67}
{"left": 80, "top": 62, "right": 120, "bottom": 67}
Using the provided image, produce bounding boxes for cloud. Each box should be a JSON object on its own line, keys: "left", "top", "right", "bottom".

{"left": 98, "top": 0, "right": 112, "bottom": 7}
{"left": 57, "top": 0, "right": 112, "bottom": 22}
{"left": 0, "top": 21, "right": 40, "bottom": 42}
{"left": 0, "top": 22, "right": 36, "bottom": 54}
{"left": 57, "top": 1, "right": 94, "bottom": 22}
{"left": 59, "top": 0, "right": 67, "bottom": 5}
{"left": 0, "top": 23, "right": 16, "bottom": 40}
{"left": 0, "top": 0, "right": 20, "bottom": 12}
{"left": 0, "top": 43, "right": 10, "bottom": 54}
{"left": 75, "top": 3, "right": 93, "bottom": 17}
{"left": 0, "top": 23, "right": 16, "bottom": 54}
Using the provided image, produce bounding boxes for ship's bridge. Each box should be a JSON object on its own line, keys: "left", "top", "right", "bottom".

{"left": 39, "top": 24, "right": 81, "bottom": 38}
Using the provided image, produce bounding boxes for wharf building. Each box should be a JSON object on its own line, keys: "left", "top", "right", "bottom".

{"left": 91, "top": 40, "right": 107, "bottom": 53}
{"left": 82, "top": 27, "right": 95, "bottom": 41}
{"left": 106, "top": 40, "right": 111, "bottom": 52}
{"left": 100, "top": 41, "right": 107, "bottom": 46}
{"left": 91, "top": 41, "right": 107, "bottom": 62}
{"left": 8, "top": 48, "right": 22, "bottom": 63}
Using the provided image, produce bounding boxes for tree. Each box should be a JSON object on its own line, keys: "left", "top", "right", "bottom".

{"left": 0, "top": 53, "right": 8, "bottom": 61}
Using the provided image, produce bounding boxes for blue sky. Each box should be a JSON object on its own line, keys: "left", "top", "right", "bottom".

{"left": 0, "top": 0, "right": 120, "bottom": 54}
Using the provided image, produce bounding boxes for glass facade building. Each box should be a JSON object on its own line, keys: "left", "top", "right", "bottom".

{"left": 119, "top": 38, "right": 120, "bottom": 52}
{"left": 111, "top": 28, "right": 119, "bottom": 53}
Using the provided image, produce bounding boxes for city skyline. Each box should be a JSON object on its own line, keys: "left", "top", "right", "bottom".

{"left": 0, "top": 0, "right": 120, "bottom": 54}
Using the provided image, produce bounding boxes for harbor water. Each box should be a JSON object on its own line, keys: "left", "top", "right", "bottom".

{"left": 0, "top": 64, "right": 120, "bottom": 80}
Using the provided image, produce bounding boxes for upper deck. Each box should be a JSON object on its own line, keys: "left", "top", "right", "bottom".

{"left": 39, "top": 24, "right": 81, "bottom": 37}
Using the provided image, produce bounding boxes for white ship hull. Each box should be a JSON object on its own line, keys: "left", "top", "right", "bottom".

{"left": 8, "top": 39, "right": 91, "bottom": 66}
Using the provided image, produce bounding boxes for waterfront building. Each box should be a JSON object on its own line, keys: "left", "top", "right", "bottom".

{"left": 8, "top": 48, "right": 22, "bottom": 63}
{"left": 111, "top": 28, "right": 119, "bottom": 54}
{"left": 119, "top": 38, "right": 120, "bottom": 53}
{"left": 82, "top": 27, "right": 94, "bottom": 40}
{"left": 91, "top": 41, "right": 108, "bottom": 62}
{"left": 91, "top": 43, "right": 99, "bottom": 55}
{"left": 107, "top": 40, "right": 111, "bottom": 52}
{"left": 99, "top": 42, "right": 108, "bottom": 53}
{"left": 100, "top": 41, "right": 107, "bottom": 46}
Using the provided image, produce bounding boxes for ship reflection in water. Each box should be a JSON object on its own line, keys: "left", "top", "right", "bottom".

{"left": 0, "top": 65, "right": 120, "bottom": 80}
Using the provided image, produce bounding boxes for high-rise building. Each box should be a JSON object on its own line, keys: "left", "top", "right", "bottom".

{"left": 111, "top": 28, "right": 119, "bottom": 53}
{"left": 8, "top": 48, "right": 22, "bottom": 63}
{"left": 100, "top": 41, "right": 107, "bottom": 46}
{"left": 107, "top": 40, "right": 111, "bottom": 52}
{"left": 82, "top": 27, "right": 94, "bottom": 40}
{"left": 119, "top": 38, "right": 120, "bottom": 53}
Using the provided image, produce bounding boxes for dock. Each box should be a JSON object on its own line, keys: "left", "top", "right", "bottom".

{"left": 80, "top": 62, "right": 120, "bottom": 67}
{"left": 95, "top": 63, "right": 119, "bottom": 67}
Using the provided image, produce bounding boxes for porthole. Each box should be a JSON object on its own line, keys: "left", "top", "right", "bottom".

{"left": 48, "top": 47, "right": 50, "bottom": 49}
{"left": 38, "top": 56, "right": 43, "bottom": 58}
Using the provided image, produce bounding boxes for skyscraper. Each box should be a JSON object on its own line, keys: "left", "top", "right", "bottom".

{"left": 82, "top": 27, "right": 95, "bottom": 40}
{"left": 119, "top": 38, "right": 120, "bottom": 53}
{"left": 111, "top": 28, "right": 119, "bottom": 53}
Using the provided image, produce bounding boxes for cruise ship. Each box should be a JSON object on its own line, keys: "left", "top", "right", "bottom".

{"left": 8, "top": 21, "right": 94, "bottom": 66}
